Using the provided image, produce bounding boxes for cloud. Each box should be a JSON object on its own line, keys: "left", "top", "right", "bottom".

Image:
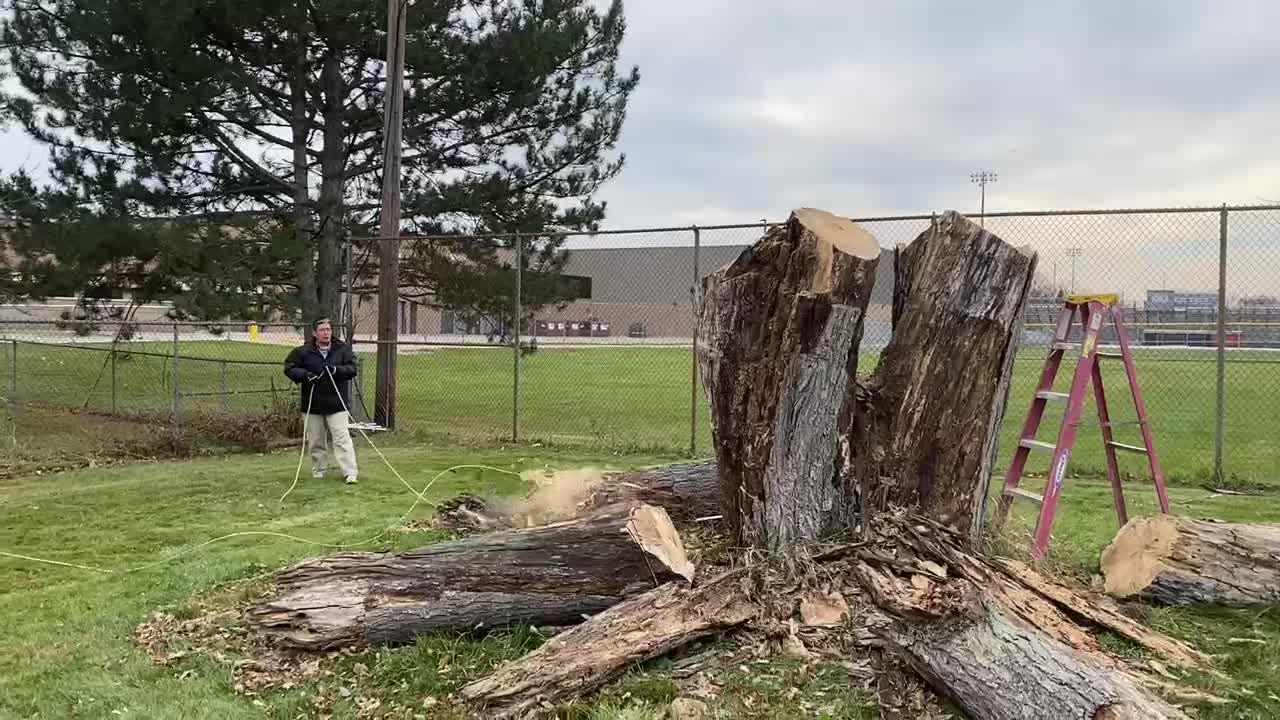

{"left": 592, "top": 0, "right": 1280, "bottom": 232}
{"left": 4, "top": 0, "right": 1279, "bottom": 267}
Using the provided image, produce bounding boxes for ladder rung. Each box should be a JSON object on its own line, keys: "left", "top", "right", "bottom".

{"left": 1051, "top": 342, "right": 1076, "bottom": 351}
{"left": 1097, "top": 351, "right": 1124, "bottom": 359}
{"left": 1036, "top": 391, "right": 1069, "bottom": 402}
{"left": 1020, "top": 439, "right": 1057, "bottom": 453}
{"left": 1101, "top": 420, "right": 1144, "bottom": 428}
{"left": 1108, "top": 441, "right": 1149, "bottom": 455}
{"left": 1004, "top": 487, "right": 1044, "bottom": 504}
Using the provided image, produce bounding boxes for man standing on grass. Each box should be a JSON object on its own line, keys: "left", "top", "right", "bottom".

{"left": 284, "top": 318, "right": 359, "bottom": 484}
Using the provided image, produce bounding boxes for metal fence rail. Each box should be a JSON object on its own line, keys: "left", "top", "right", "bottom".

{"left": 5, "top": 204, "right": 1280, "bottom": 484}
{"left": 0, "top": 322, "right": 308, "bottom": 432}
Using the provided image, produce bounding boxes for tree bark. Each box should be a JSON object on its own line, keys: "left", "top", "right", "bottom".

{"left": 875, "top": 655, "right": 943, "bottom": 720}
{"left": 850, "top": 514, "right": 1203, "bottom": 720}
{"left": 291, "top": 43, "right": 316, "bottom": 332}
{"left": 865, "top": 597, "right": 1189, "bottom": 720}
{"left": 852, "top": 210, "right": 1036, "bottom": 542}
{"left": 697, "top": 208, "right": 881, "bottom": 550}
{"left": 581, "top": 461, "right": 720, "bottom": 522}
{"left": 433, "top": 461, "right": 722, "bottom": 534}
{"left": 697, "top": 208, "right": 1035, "bottom": 550}
{"left": 249, "top": 503, "right": 695, "bottom": 650}
{"left": 459, "top": 570, "right": 757, "bottom": 718}
{"left": 316, "top": 53, "right": 347, "bottom": 323}
{"left": 1102, "top": 514, "right": 1280, "bottom": 607}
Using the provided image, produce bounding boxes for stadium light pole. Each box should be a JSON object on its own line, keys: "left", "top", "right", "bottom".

{"left": 1065, "top": 247, "right": 1083, "bottom": 292}
{"left": 970, "top": 171, "right": 997, "bottom": 228}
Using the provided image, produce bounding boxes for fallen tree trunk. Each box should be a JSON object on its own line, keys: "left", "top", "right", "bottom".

{"left": 1102, "top": 514, "right": 1280, "bottom": 607}
{"left": 851, "top": 514, "right": 1204, "bottom": 720}
{"left": 581, "top": 460, "right": 720, "bottom": 522}
{"left": 459, "top": 570, "right": 757, "bottom": 718}
{"left": 434, "top": 461, "right": 721, "bottom": 534}
{"left": 250, "top": 503, "right": 694, "bottom": 650}
{"left": 867, "top": 597, "right": 1189, "bottom": 720}
{"left": 460, "top": 511, "right": 1212, "bottom": 718}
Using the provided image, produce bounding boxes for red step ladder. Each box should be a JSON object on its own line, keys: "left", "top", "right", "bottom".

{"left": 995, "top": 293, "right": 1170, "bottom": 560}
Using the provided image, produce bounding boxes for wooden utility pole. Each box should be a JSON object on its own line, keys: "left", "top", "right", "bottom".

{"left": 375, "top": 0, "right": 407, "bottom": 429}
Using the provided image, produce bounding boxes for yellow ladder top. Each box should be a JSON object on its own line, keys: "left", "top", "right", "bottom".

{"left": 1066, "top": 293, "right": 1119, "bottom": 306}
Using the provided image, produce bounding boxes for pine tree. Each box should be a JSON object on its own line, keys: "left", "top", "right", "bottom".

{"left": 0, "top": 0, "right": 638, "bottom": 328}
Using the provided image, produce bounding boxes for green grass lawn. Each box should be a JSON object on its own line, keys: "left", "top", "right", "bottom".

{"left": 0, "top": 445, "right": 684, "bottom": 719}
{"left": 4, "top": 339, "right": 1279, "bottom": 483}
{"left": 1, "top": 445, "right": 1279, "bottom": 719}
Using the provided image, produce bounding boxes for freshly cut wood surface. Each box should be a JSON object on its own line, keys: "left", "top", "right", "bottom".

{"left": 1102, "top": 514, "right": 1280, "bottom": 607}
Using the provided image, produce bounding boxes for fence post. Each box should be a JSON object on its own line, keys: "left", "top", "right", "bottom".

{"left": 344, "top": 236, "right": 356, "bottom": 340}
{"left": 690, "top": 226, "right": 701, "bottom": 457}
{"left": 172, "top": 321, "right": 181, "bottom": 438}
{"left": 9, "top": 339, "right": 16, "bottom": 402}
{"left": 512, "top": 231, "right": 522, "bottom": 443}
{"left": 221, "top": 359, "right": 229, "bottom": 413}
{"left": 1215, "top": 206, "right": 1228, "bottom": 482}
{"left": 110, "top": 346, "right": 117, "bottom": 414}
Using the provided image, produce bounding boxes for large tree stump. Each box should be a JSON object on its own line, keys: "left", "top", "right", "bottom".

{"left": 249, "top": 503, "right": 694, "bottom": 649}
{"left": 459, "top": 570, "right": 757, "bottom": 718}
{"left": 1102, "top": 515, "right": 1280, "bottom": 607}
{"left": 853, "top": 211, "right": 1036, "bottom": 541}
{"left": 698, "top": 209, "right": 1035, "bottom": 550}
{"left": 697, "top": 208, "right": 882, "bottom": 550}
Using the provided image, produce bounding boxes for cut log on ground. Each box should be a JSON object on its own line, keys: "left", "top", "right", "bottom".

{"left": 850, "top": 513, "right": 1205, "bottom": 720}
{"left": 697, "top": 207, "right": 882, "bottom": 550}
{"left": 867, "top": 596, "right": 1190, "bottom": 720}
{"left": 698, "top": 209, "right": 1035, "bottom": 551}
{"left": 250, "top": 503, "right": 694, "bottom": 650}
{"left": 1102, "top": 514, "right": 1280, "bottom": 607}
{"left": 580, "top": 461, "right": 720, "bottom": 522}
{"left": 459, "top": 570, "right": 757, "bottom": 718}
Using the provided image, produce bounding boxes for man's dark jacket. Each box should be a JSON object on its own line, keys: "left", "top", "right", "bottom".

{"left": 283, "top": 339, "right": 358, "bottom": 415}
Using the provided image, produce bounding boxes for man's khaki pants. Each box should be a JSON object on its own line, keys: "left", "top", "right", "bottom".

{"left": 306, "top": 412, "right": 358, "bottom": 479}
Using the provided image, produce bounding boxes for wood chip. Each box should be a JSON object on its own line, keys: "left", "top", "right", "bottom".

{"left": 799, "top": 591, "right": 850, "bottom": 627}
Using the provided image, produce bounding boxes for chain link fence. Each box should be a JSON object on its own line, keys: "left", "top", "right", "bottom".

{"left": 0, "top": 315, "right": 415, "bottom": 474}
{"left": 5, "top": 205, "right": 1279, "bottom": 484}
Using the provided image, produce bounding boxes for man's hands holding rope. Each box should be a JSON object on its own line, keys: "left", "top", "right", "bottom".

{"left": 306, "top": 366, "right": 337, "bottom": 382}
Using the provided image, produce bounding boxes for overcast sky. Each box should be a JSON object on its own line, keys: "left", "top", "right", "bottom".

{"left": 590, "top": 0, "right": 1280, "bottom": 228}
{"left": 2, "top": 1, "right": 1277, "bottom": 294}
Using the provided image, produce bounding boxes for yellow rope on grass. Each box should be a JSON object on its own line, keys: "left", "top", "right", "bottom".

{"left": 2, "top": 359, "right": 528, "bottom": 575}
{"left": 0, "top": 463, "right": 521, "bottom": 575}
